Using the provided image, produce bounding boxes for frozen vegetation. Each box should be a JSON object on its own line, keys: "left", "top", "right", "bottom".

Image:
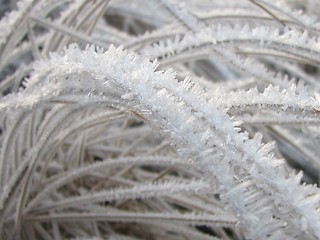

{"left": 1, "top": 0, "right": 320, "bottom": 239}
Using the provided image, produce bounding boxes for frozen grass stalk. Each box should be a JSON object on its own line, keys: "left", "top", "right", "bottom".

{"left": 0, "top": 0, "right": 320, "bottom": 239}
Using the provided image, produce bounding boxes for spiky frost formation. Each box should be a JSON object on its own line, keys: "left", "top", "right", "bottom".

{"left": 1, "top": 0, "right": 320, "bottom": 239}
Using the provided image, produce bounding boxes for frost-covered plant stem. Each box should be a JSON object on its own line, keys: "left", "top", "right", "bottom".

{"left": 1, "top": 45, "right": 320, "bottom": 239}
{"left": 2, "top": 1, "right": 320, "bottom": 239}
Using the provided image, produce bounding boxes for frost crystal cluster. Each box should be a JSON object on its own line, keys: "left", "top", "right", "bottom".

{"left": 1, "top": 0, "right": 320, "bottom": 239}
